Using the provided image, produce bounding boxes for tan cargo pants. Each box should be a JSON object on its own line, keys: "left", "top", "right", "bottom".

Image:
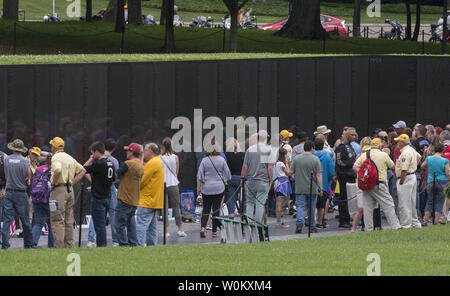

{"left": 362, "top": 183, "right": 401, "bottom": 232}
{"left": 50, "top": 186, "right": 75, "bottom": 248}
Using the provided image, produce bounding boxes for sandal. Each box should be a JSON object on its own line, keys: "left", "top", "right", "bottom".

{"left": 200, "top": 228, "right": 206, "bottom": 238}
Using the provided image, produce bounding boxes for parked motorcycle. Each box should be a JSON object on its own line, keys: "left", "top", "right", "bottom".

{"left": 429, "top": 17, "right": 450, "bottom": 43}
{"left": 379, "top": 19, "right": 404, "bottom": 40}
{"left": 174, "top": 14, "right": 184, "bottom": 27}
{"left": 43, "top": 14, "right": 60, "bottom": 22}
{"left": 142, "top": 14, "right": 157, "bottom": 25}
{"left": 189, "top": 16, "right": 213, "bottom": 28}
{"left": 79, "top": 8, "right": 106, "bottom": 21}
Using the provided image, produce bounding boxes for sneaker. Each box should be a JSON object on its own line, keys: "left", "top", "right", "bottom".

{"left": 275, "top": 223, "right": 289, "bottom": 229}
{"left": 112, "top": 242, "right": 119, "bottom": 247}
{"left": 165, "top": 233, "right": 170, "bottom": 238}
{"left": 25, "top": 245, "right": 40, "bottom": 249}
{"left": 87, "top": 241, "right": 96, "bottom": 248}
{"left": 295, "top": 224, "right": 303, "bottom": 233}
{"left": 177, "top": 231, "right": 187, "bottom": 237}
{"left": 310, "top": 228, "right": 318, "bottom": 233}
{"left": 339, "top": 223, "right": 351, "bottom": 228}
{"left": 316, "top": 224, "right": 324, "bottom": 228}
{"left": 206, "top": 225, "right": 212, "bottom": 230}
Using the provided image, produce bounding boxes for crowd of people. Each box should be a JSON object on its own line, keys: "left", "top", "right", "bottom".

{"left": 0, "top": 120, "right": 449, "bottom": 248}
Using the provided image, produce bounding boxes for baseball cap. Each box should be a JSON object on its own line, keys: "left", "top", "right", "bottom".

{"left": 257, "top": 130, "right": 269, "bottom": 139}
{"left": 124, "top": 143, "right": 141, "bottom": 154}
{"left": 370, "top": 138, "right": 382, "bottom": 147}
{"left": 49, "top": 137, "right": 65, "bottom": 149}
{"left": 280, "top": 130, "right": 293, "bottom": 139}
{"left": 30, "top": 147, "right": 41, "bottom": 156}
{"left": 393, "top": 120, "right": 407, "bottom": 129}
{"left": 394, "top": 134, "right": 410, "bottom": 143}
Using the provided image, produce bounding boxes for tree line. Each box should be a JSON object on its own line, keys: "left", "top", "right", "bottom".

{"left": 1, "top": 0, "right": 448, "bottom": 52}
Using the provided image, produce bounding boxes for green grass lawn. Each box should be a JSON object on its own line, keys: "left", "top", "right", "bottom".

{"left": 2, "top": 0, "right": 445, "bottom": 24}
{"left": 0, "top": 20, "right": 445, "bottom": 55}
{"left": 1, "top": 225, "right": 449, "bottom": 276}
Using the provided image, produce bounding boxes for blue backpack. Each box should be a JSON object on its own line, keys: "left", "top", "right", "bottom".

{"left": 31, "top": 168, "right": 51, "bottom": 204}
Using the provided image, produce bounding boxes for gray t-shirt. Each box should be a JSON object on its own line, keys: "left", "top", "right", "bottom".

{"left": 243, "top": 144, "right": 274, "bottom": 182}
{"left": 292, "top": 153, "right": 322, "bottom": 195}
{"left": 4, "top": 154, "right": 30, "bottom": 190}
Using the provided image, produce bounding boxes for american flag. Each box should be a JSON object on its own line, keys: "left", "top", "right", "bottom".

{"left": 9, "top": 219, "right": 15, "bottom": 237}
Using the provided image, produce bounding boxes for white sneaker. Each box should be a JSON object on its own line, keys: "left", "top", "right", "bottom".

{"left": 177, "top": 231, "right": 187, "bottom": 237}
{"left": 206, "top": 225, "right": 212, "bottom": 230}
{"left": 87, "top": 241, "right": 96, "bottom": 248}
{"left": 112, "top": 242, "right": 119, "bottom": 247}
{"left": 165, "top": 233, "right": 170, "bottom": 238}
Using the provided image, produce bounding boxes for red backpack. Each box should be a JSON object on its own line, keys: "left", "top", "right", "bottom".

{"left": 357, "top": 151, "right": 379, "bottom": 191}
{"left": 443, "top": 145, "right": 450, "bottom": 162}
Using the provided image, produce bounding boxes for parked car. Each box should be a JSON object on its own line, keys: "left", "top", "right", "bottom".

{"left": 259, "top": 14, "right": 347, "bottom": 36}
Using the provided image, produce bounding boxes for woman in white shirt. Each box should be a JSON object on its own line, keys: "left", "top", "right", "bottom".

{"left": 161, "top": 138, "right": 186, "bottom": 238}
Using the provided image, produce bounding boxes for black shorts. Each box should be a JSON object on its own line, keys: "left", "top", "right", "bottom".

{"left": 275, "top": 192, "right": 288, "bottom": 198}
{"left": 316, "top": 191, "right": 329, "bottom": 209}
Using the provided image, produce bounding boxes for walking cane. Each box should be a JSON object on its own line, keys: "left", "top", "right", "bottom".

{"left": 78, "top": 183, "right": 84, "bottom": 248}
{"left": 308, "top": 172, "right": 313, "bottom": 238}
{"left": 163, "top": 183, "right": 167, "bottom": 245}
{"left": 432, "top": 173, "right": 436, "bottom": 225}
{"left": 241, "top": 177, "right": 247, "bottom": 224}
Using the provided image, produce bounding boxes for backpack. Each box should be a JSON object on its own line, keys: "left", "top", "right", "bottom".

{"left": 31, "top": 167, "right": 51, "bottom": 204}
{"left": 443, "top": 145, "right": 450, "bottom": 162}
{"left": 357, "top": 151, "right": 379, "bottom": 191}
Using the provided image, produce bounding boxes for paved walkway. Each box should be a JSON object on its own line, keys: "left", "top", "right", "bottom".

{"left": 4, "top": 208, "right": 392, "bottom": 249}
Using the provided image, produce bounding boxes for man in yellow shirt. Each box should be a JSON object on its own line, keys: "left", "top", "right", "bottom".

{"left": 395, "top": 134, "right": 422, "bottom": 229}
{"left": 49, "top": 137, "right": 86, "bottom": 248}
{"left": 353, "top": 138, "right": 401, "bottom": 232}
{"left": 136, "top": 143, "right": 165, "bottom": 246}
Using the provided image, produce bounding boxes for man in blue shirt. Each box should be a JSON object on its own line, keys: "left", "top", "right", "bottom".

{"left": 313, "top": 137, "right": 334, "bottom": 228}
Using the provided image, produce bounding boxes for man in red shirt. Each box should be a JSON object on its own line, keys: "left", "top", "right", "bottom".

{"left": 439, "top": 130, "right": 450, "bottom": 161}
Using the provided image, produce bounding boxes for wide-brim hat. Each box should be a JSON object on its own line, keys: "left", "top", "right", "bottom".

{"left": 314, "top": 125, "right": 332, "bottom": 135}
{"left": 7, "top": 139, "right": 28, "bottom": 153}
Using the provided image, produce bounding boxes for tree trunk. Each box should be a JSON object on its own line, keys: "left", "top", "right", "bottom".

{"left": 103, "top": 0, "right": 117, "bottom": 23}
{"left": 412, "top": 0, "right": 421, "bottom": 41}
{"left": 115, "top": 0, "right": 125, "bottom": 33}
{"left": 229, "top": 10, "right": 239, "bottom": 52}
{"left": 164, "top": 0, "right": 175, "bottom": 52}
{"left": 160, "top": 0, "right": 167, "bottom": 25}
{"left": 353, "top": 0, "right": 361, "bottom": 37}
{"left": 128, "top": 0, "right": 142, "bottom": 25}
{"left": 223, "top": 0, "right": 249, "bottom": 52}
{"left": 275, "top": 0, "right": 325, "bottom": 40}
{"left": 86, "top": 0, "right": 92, "bottom": 22}
{"left": 405, "top": 0, "right": 411, "bottom": 40}
{"left": 2, "top": 0, "right": 19, "bottom": 21}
